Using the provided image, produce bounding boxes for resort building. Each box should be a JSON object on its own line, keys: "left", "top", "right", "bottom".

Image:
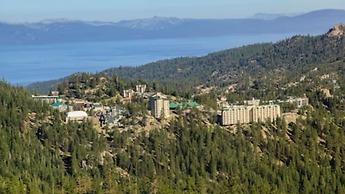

{"left": 149, "top": 93, "right": 170, "bottom": 119}
{"left": 222, "top": 106, "right": 251, "bottom": 125}
{"left": 135, "top": 84, "right": 147, "bottom": 94}
{"left": 286, "top": 97, "right": 309, "bottom": 108}
{"left": 32, "top": 95, "right": 61, "bottom": 103}
{"left": 221, "top": 100, "right": 281, "bottom": 126}
{"left": 51, "top": 102, "right": 73, "bottom": 112}
{"left": 66, "top": 111, "right": 88, "bottom": 122}
{"left": 122, "top": 89, "right": 134, "bottom": 98}
{"left": 252, "top": 104, "right": 281, "bottom": 123}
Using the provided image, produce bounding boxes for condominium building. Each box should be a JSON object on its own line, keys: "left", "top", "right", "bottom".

{"left": 149, "top": 93, "right": 170, "bottom": 119}
{"left": 135, "top": 84, "right": 147, "bottom": 94}
{"left": 286, "top": 97, "right": 309, "bottom": 108}
{"left": 32, "top": 95, "right": 61, "bottom": 103}
{"left": 221, "top": 100, "right": 281, "bottom": 126}
{"left": 222, "top": 106, "right": 251, "bottom": 125}
{"left": 122, "top": 89, "right": 134, "bottom": 98}
{"left": 252, "top": 104, "right": 281, "bottom": 123}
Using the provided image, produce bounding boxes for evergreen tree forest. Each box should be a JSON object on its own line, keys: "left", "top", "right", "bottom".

{"left": 3, "top": 26, "right": 345, "bottom": 193}
{"left": 2, "top": 75, "right": 345, "bottom": 193}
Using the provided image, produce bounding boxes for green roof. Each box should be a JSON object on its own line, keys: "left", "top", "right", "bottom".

{"left": 51, "top": 102, "right": 63, "bottom": 107}
{"left": 170, "top": 101, "right": 199, "bottom": 109}
{"left": 169, "top": 102, "right": 182, "bottom": 109}
{"left": 186, "top": 102, "right": 199, "bottom": 107}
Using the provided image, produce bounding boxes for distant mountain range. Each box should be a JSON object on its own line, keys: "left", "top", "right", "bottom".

{"left": 250, "top": 13, "right": 300, "bottom": 20}
{"left": 1, "top": 9, "right": 345, "bottom": 45}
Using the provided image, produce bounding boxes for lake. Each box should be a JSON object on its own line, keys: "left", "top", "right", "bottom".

{"left": 0, "top": 33, "right": 298, "bottom": 85}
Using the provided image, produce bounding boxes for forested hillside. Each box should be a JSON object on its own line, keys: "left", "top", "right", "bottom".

{"left": 3, "top": 77, "right": 345, "bottom": 193}
{"left": 4, "top": 24, "right": 345, "bottom": 193}
{"left": 107, "top": 24, "right": 345, "bottom": 88}
{"left": 28, "top": 24, "right": 345, "bottom": 94}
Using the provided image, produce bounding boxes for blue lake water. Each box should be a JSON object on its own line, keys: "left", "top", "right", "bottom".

{"left": 0, "top": 33, "right": 298, "bottom": 85}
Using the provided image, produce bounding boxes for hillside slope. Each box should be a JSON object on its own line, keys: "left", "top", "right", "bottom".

{"left": 4, "top": 71, "right": 345, "bottom": 193}
{"left": 5, "top": 25, "right": 345, "bottom": 193}
{"left": 28, "top": 24, "right": 345, "bottom": 94}
{"left": 106, "top": 24, "right": 345, "bottom": 86}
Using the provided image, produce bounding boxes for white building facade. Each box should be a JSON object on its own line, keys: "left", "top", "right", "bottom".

{"left": 149, "top": 93, "right": 170, "bottom": 119}
{"left": 66, "top": 111, "right": 88, "bottom": 122}
{"left": 221, "top": 101, "right": 281, "bottom": 126}
{"left": 122, "top": 89, "right": 134, "bottom": 98}
{"left": 286, "top": 97, "right": 309, "bottom": 108}
{"left": 135, "top": 85, "right": 147, "bottom": 94}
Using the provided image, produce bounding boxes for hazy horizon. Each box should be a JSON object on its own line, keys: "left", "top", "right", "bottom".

{"left": 2, "top": 12, "right": 303, "bottom": 24}
{"left": 1, "top": 0, "right": 345, "bottom": 23}
{"left": 1, "top": 9, "right": 344, "bottom": 24}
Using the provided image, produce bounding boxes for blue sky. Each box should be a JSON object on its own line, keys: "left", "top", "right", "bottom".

{"left": 1, "top": 0, "right": 345, "bottom": 23}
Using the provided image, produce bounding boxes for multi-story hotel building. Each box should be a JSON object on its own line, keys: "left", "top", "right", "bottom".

{"left": 252, "top": 104, "right": 281, "bottom": 123}
{"left": 221, "top": 100, "right": 281, "bottom": 126}
{"left": 222, "top": 106, "right": 251, "bottom": 125}
{"left": 149, "top": 93, "right": 170, "bottom": 119}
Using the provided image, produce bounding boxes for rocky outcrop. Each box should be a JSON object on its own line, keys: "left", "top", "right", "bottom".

{"left": 327, "top": 24, "right": 345, "bottom": 37}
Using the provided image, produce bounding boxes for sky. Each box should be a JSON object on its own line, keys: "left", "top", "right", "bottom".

{"left": 1, "top": 0, "right": 345, "bottom": 23}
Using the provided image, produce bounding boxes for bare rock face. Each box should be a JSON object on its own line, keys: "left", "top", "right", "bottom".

{"left": 327, "top": 24, "right": 345, "bottom": 37}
